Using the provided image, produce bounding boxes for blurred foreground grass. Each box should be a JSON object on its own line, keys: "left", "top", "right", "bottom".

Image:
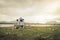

{"left": 0, "top": 26, "right": 60, "bottom": 40}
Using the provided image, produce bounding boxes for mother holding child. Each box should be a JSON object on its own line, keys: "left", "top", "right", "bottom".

{"left": 15, "top": 17, "right": 24, "bottom": 29}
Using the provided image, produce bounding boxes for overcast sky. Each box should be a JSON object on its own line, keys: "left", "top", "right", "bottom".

{"left": 0, "top": 0, "right": 60, "bottom": 23}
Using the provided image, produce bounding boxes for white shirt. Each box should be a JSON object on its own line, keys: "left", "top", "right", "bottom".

{"left": 17, "top": 17, "right": 24, "bottom": 25}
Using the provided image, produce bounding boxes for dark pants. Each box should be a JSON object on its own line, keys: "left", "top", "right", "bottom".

{"left": 20, "top": 25, "right": 23, "bottom": 28}
{"left": 16, "top": 25, "right": 24, "bottom": 29}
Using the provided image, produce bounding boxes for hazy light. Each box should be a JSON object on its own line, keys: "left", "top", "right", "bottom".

{"left": 0, "top": 0, "right": 60, "bottom": 23}
{"left": 24, "top": 13, "right": 58, "bottom": 23}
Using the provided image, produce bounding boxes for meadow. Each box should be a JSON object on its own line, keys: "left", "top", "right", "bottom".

{"left": 0, "top": 25, "right": 60, "bottom": 40}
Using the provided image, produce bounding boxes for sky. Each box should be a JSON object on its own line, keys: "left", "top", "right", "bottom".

{"left": 0, "top": 0, "right": 60, "bottom": 23}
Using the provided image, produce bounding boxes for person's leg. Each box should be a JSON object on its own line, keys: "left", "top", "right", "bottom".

{"left": 20, "top": 25, "right": 24, "bottom": 28}
{"left": 16, "top": 25, "right": 20, "bottom": 29}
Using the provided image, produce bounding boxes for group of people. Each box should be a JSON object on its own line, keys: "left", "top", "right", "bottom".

{"left": 15, "top": 17, "right": 24, "bottom": 29}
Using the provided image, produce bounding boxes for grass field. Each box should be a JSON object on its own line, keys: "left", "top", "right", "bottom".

{"left": 0, "top": 26, "right": 60, "bottom": 40}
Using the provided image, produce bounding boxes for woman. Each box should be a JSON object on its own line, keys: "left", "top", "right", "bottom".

{"left": 16, "top": 17, "right": 24, "bottom": 29}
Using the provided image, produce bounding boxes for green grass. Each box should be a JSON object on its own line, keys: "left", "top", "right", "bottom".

{"left": 0, "top": 26, "right": 60, "bottom": 40}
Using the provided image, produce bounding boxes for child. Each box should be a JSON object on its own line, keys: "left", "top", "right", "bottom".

{"left": 16, "top": 17, "right": 24, "bottom": 29}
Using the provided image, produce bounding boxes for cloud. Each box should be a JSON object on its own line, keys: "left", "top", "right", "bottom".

{"left": 0, "top": 0, "right": 60, "bottom": 22}
{"left": 0, "top": 14, "right": 14, "bottom": 21}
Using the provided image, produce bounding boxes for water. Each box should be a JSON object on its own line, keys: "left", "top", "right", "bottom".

{"left": 0, "top": 24, "right": 60, "bottom": 27}
{"left": 0, "top": 24, "right": 14, "bottom": 27}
